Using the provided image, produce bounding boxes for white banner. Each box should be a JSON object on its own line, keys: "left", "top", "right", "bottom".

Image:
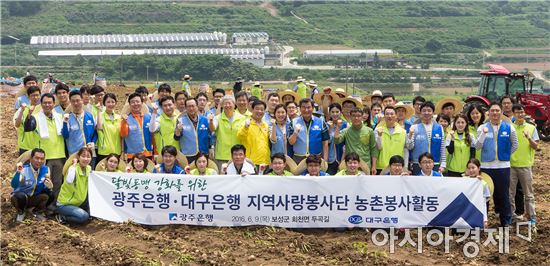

{"left": 89, "top": 172, "right": 487, "bottom": 228}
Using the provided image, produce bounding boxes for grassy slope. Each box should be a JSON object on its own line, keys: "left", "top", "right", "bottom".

{"left": 2, "top": 1, "right": 548, "bottom": 53}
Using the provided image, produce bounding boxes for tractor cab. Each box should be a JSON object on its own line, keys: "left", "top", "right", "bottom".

{"left": 477, "top": 64, "right": 526, "bottom": 103}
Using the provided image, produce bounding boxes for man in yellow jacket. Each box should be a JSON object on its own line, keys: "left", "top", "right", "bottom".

{"left": 238, "top": 100, "right": 270, "bottom": 166}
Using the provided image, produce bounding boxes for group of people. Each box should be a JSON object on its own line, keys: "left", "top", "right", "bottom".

{"left": 10, "top": 75, "right": 538, "bottom": 228}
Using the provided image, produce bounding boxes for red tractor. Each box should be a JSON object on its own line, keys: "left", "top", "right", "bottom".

{"left": 464, "top": 64, "right": 550, "bottom": 141}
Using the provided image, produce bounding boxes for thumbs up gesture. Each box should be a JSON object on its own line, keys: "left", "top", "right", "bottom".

{"left": 377, "top": 127, "right": 383, "bottom": 136}
{"left": 20, "top": 103, "right": 27, "bottom": 110}
{"left": 327, "top": 121, "right": 334, "bottom": 128}
{"left": 294, "top": 124, "right": 302, "bottom": 133}
{"left": 482, "top": 127, "right": 489, "bottom": 134}
{"left": 408, "top": 126, "right": 415, "bottom": 138}
{"left": 125, "top": 166, "right": 132, "bottom": 173}
{"left": 63, "top": 113, "right": 70, "bottom": 123}
{"left": 16, "top": 162, "right": 23, "bottom": 172}
{"left": 270, "top": 118, "right": 276, "bottom": 125}
{"left": 244, "top": 119, "right": 251, "bottom": 128}
{"left": 44, "top": 173, "right": 53, "bottom": 189}
{"left": 449, "top": 130, "right": 455, "bottom": 139}
{"left": 208, "top": 113, "right": 214, "bottom": 122}
{"left": 336, "top": 119, "right": 343, "bottom": 127}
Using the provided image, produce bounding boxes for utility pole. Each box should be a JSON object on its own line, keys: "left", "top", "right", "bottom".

{"left": 119, "top": 53, "right": 123, "bottom": 84}
{"left": 7, "top": 35, "right": 20, "bottom": 66}
{"left": 146, "top": 65, "right": 149, "bottom": 81}
{"left": 345, "top": 56, "right": 349, "bottom": 93}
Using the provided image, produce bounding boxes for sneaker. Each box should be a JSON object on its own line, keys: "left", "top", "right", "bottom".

{"left": 15, "top": 213, "right": 25, "bottom": 223}
{"left": 528, "top": 218, "right": 536, "bottom": 225}
{"left": 55, "top": 214, "right": 66, "bottom": 224}
{"left": 513, "top": 214, "right": 525, "bottom": 222}
{"left": 33, "top": 213, "right": 47, "bottom": 221}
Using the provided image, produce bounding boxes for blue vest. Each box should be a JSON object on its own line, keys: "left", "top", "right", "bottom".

{"left": 328, "top": 122, "right": 347, "bottom": 163}
{"left": 411, "top": 123, "right": 443, "bottom": 163}
{"left": 154, "top": 163, "right": 185, "bottom": 174}
{"left": 263, "top": 112, "right": 274, "bottom": 127}
{"left": 124, "top": 113, "right": 153, "bottom": 154}
{"left": 403, "top": 120, "right": 412, "bottom": 133}
{"left": 178, "top": 115, "right": 210, "bottom": 156}
{"left": 11, "top": 164, "right": 49, "bottom": 196}
{"left": 481, "top": 121, "right": 512, "bottom": 162}
{"left": 271, "top": 121, "right": 293, "bottom": 156}
{"left": 293, "top": 116, "right": 324, "bottom": 156}
{"left": 62, "top": 112, "right": 96, "bottom": 155}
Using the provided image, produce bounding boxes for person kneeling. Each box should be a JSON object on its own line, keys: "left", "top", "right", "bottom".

{"left": 267, "top": 153, "right": 293, "bottom": 176}
{"left": 56, "top": 147, "right": 93, "bottom": 225}
{"left": 335, "top": 152, "right": 366, "bottom": 176}
{"left": 153, "top": 146, "right": 185, "bottom": 174}
{"left": 417, "top": 152, "right": 442, "bottom": 177}
{"left": 11, "top": 148, "right": 52, "bottom": 223}
{"left": 225, "top": 144, "right": 256, "bottom": 176}
{"left": 302, "top": 154, "right": 329, "bottom": 176}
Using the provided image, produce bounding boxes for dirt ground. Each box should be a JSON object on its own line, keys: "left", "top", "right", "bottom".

{"left": 1, "top": 86, "right": 550, "bottom": 265}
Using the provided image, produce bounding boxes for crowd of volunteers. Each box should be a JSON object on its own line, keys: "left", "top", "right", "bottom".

{"left": 11, "top": 75, "right": 538, "bottom": 227}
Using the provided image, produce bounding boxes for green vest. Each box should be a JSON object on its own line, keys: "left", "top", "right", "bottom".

{"left": 251, "top": 86, "right": 262, "bottom": 99}
{"left": 57, "top": 165, "right": 90, "bottom": 206}
{"left": 215, "top": 112, "right": 246, "bottom": 160}
{"left": 511, "top": 122, "right": 536, "bottom": 167}
{"left": 16, "top": 107, "right": 39, "bottom": 151}
{"left": 469, "top": 125, "right": 481, "bottom": 160}
{"left": 98, "top": 112, "right": 122, "bottom": 155}
{"left": 376, "top": 125, "right": 406, "bottom": 169}
{"left": 154, "top": 113, "right": 179, "bottom": 154}
{"left": 447, "top": 133, "right": 471, "bottom": 173}
{"left": 268, "top": 170, "right": 293, "bottom": 176}
{"left": 296, "top": 83, "right": 307, "bottom": 99}
{"left": 34, "top": 113, "right": 66, "bottom": 159}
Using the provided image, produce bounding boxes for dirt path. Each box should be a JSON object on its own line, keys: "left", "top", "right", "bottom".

{"left": 259, "top": 1, "right": 278, "bottom": 17}
{"left": 2, "top": 87, "right": 550, "bottom": 265}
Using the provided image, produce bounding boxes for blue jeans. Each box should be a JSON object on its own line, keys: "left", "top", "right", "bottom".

{"left": 482, "top": 167, "right": 512, "bottom": 226}
{"left": 56, "top": 204, "right": 89, "bottom": 224}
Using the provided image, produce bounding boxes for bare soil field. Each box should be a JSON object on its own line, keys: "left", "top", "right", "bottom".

{"left": 2, "top": 86, "right": 550, "bottom": 265}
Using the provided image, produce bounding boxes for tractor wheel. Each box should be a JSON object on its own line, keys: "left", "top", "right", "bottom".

{"left": 538, "top": 126, "right": 550, "bottom": 142}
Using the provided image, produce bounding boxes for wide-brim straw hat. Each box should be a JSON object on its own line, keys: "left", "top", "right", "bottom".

{"left": 334, "top": 88, "right": 348, "bottom": 98}
{"left": 394, "top": 101, "right": 415, "bottom": 119}
{"left": 189, "top": 158, "right": 219, "bottom": 173}
{"left": 295, "top": 76, "right": 305, "bottom": 82}
{"left": 338, "top": 96, "right": 364, "bottom": 109}
{"left": 292, "top": 157, "right": 328, "bottom": 175}
{"left": 435, "top": 97, "right": 464, "bottom": 115}
{"left": 278, "top": 89, "right": 302, "bottom": 103}
{"left": 306, "top": 80, "right": 317, "bottom": 87}
{"left": 183, "top": 74, "right": 192, "bottom": 80}
{"left": 95, "top": 157, "right": 127, "bottom": 172}
{"left": 362, "top": 90, "right": 383, "bottom": 104}
{"left": 155, "top": 150, "right": 188, "bottom": 169}
{"left": 253, "top": 81, "right": 261, "bottom": 86}
{"left": 313, "top": 91, "right": 339, "bottom": 106}
{"left": 338, "top": 158, "right": 370, "bottom": 172}
{"left": 63, "top": 152, "right": 80, "bottom": 178}
{"left": 15, "top": 150, "right": 32, "bottom": 166}
{"left": 126, "top": 158, "right": 155, "bottom": 173}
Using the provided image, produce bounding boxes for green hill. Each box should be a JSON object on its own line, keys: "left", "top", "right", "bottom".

{"left": 2, "top": 1, "right": 548, "bottom": 53}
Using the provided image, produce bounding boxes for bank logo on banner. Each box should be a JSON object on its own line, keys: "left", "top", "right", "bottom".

{"left": 348, "top": 215, "right": 363, "bottom": 224}
{"left": 169, "top": 213, "right": 178, "bottom": 221}
{"left": 428, "top": 193, "right": 484, "bottom": 228}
